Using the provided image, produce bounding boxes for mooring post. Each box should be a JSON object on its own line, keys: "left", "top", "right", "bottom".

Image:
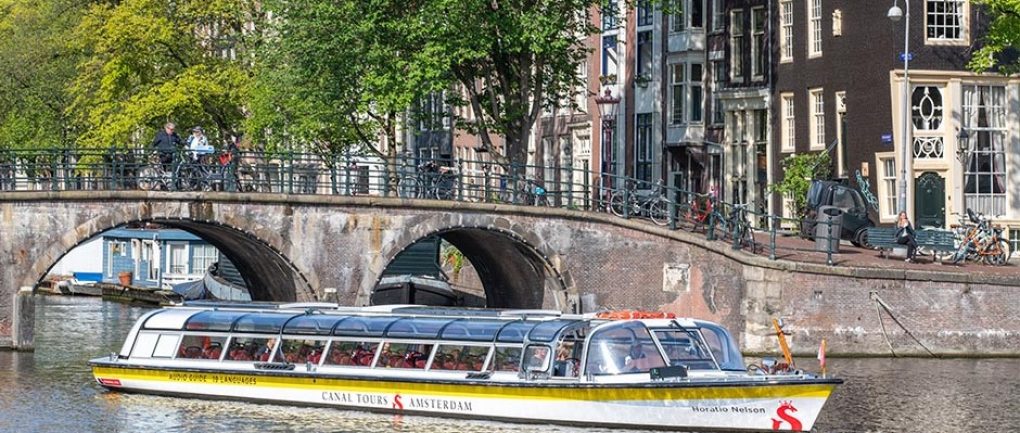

{"left": 12, "top": 286, "right": 34, "bottom": 351}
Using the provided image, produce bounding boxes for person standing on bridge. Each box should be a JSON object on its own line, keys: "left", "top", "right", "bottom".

{"left": 151, "top": 122, "right": 183, "bottom": 172}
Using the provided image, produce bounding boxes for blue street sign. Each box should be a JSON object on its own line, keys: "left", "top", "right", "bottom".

{"left": 899, "top": 52, "right": 914, "bottom": 62}
{"left": 881, "top": 133, "right": 893, "bottom": 145}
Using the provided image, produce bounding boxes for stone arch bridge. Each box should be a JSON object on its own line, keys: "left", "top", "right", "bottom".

{"left": 3, "top": 191, "right": 1020, "bottom": 357}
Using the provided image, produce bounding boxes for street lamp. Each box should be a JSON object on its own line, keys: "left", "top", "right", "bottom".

{"left": 955, "top": 128, "right": 971, "bottom": 162}
{"left": 889, "top": 0, "right": 910, "bottom": 214}
{"left": 595, "top": 88, "right": 621, "bottom": 190}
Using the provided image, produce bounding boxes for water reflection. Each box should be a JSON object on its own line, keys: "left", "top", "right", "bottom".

{"left": 0, "top": 296, "right": 1017, "bottom": 433}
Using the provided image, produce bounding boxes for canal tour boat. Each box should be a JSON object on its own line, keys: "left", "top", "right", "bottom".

{"left": 90, "top": 304, "right": 841, "bottom": 432}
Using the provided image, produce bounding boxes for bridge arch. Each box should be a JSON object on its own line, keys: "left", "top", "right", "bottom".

{"left": 373, "top": 220, "right": 573, "bottom": 310}
{"left": 32, "top": 217, "right": 314, "bottom": 302}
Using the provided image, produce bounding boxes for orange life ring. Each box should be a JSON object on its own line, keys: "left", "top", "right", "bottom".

{"left": 595, "top": 310, "right": 676, "bottom": 320}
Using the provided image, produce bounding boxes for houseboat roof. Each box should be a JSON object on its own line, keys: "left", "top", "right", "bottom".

{"left": 102, "top": 228, "right": 203, "bottom": 241}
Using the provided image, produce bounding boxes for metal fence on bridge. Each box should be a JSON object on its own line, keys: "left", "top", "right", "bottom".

{"left": 0, "top": 147, "right": 842, "bottom": 266}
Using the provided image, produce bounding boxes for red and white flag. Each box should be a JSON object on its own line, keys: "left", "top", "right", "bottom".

{"left": 817, "top": 339, "right": 827, "bottom": 373}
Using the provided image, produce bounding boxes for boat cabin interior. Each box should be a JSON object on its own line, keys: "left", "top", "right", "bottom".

{"left": 121, "top": 305, "right": 746, "bottom": 381}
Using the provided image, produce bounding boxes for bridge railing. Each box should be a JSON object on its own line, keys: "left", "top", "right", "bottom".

{"left": 0, "top": 147, "right": 846, "bottom": 266}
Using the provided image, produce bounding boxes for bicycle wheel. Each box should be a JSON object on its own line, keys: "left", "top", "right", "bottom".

{"left": 985, "top": 239, "right": 1010, "bottom": 266}
{"left": 648, "top": 199, "right": 670, "bottom": 226}
{"left": 137, "top": 166, "right": 160, "bottom": 191}
{"left": 434, "top": 176, "right": 459, "bottom": 200}
{"left": 608, "top": 192, "right": 628, "bottom": 217}
{"left": 398, "top": 176, "right": 421, "bottom": 198}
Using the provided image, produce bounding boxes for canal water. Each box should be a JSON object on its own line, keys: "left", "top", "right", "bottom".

{"left": 1, "top": 296, "right": 1017, "bottom": 433}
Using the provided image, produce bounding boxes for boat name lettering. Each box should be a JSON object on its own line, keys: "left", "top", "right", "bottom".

{"left": 167, "top": 372, "right": 257, "bottom": 385}
{"left": 408, "top": 396, "right": 473, "bottom": 412}
{"left": 691, "top": 406, "right": 766, "bottom": 414}
{"left": 321, "top": 392, "right": 390, "bottom": 407}
{"left": 168, "top": 372, "right": 208, "bottom": 383}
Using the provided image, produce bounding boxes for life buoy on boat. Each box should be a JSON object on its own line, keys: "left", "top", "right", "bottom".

{"left": 595, "top": 310, "right": 676, "bottom": 320}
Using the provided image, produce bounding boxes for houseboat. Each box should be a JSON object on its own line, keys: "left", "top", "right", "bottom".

{"left": 90, "top": 304, "right": 841, "bottom": 432}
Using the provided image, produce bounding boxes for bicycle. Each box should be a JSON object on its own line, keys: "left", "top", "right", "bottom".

{"left": 949, "top": 209, "right": 1011, "bottom": 266}
{"left": 498, "top": 177, "right": 553, "bottom": 207}
{"left": 676, "top": 193, "right": 715, "bottom": 232}
{"left": 723, "top": 203, "right": 757, "bottom": 253}
{"left": 608, "top": 179, "right": 670, "bottom": 226}
{"left": 399, "top": 162, "right": 460, "bottom": 200}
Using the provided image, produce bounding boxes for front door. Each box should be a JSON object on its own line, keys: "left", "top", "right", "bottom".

{"left": 915, "top": 171, "right": 945, "bottom": 228}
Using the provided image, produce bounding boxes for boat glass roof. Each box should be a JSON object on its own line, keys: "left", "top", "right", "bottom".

{"left": 184, "top": 310, "right": 250, "bottom": 332}
{"left": 333, "top": 316, "right": 401, "bottom": 337}
{"left": 439, "top": 319, "right": 506, "bottom": 342}
{"left": 283, "top": 314, "right": 347, "bottom": 335}
{"left": 527, "top": 319, "right": 580, "bottom": 342}
{"left": 385, "top": 318, "right": 452, "bottom": 339}
{"left": 232, "top": 313, "right": 299, "bottom": 334}
{"left": 495, "top": 321, "right": 539, "bottom": 343}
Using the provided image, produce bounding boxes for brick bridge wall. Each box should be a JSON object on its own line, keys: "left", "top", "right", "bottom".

{"left": 1, "top": 191, "right": 1018, "bottom": 356}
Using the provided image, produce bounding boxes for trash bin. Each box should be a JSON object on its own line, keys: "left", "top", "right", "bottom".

{"left": 814, "top": 206, "right": 843, "bottom": 253}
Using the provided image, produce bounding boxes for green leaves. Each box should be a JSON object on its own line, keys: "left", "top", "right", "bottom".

{"left": 771, "top": 152, "right": 832, "bottom": 219}
{"left": 969, "top": 0, "right": 1020, "bottom": 74}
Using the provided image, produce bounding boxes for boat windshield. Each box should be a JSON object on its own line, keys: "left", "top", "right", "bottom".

{"left": 652, "top": 329, "right": 718, "bottom": 370}
{"left": 696, "top": 322, "right": 746, "bottom": 371}
{"left": 584, "top": 322, "right": 667, "bottom": 376}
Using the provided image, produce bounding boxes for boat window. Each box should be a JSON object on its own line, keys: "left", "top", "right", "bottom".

{"left": 333, "top": 316, "right": 400, "bottom": 338}
{"left": 439, "top": 319, "right": 505, "bottom": 341}
{"left": 495, "top": 321, "right": 538, "bottom": 343}
{"left": 652, "top": 329, "right": 717, "bottom": 370}
{"left": 696, "top": 323, "right": 746, "bottom": 371}
{"left": 130, "top": 332, "right": 159, "bottom": 358}
{"left": 385, "top": 318, "right": 453, "bottom": 339}
{"left": 184, "top": 311, "right": 249, "bottom": 332}
{"left": 376, "top": 342, "right": 434, "bottom": 369}
{"left": 552, "top": 340, "right": 583, "bottom": 378}
{"left": 584, "top": 322, "right": 666, "bottom": 376}
{"left": 429, "top": 344, "right": 490, "bottom": 371}
{"left": 491, "top": 346, "right": 523, "bottom": 372}
{"left": 283, "top": 315, "right": 346, "bottom": 336}
{"left": 177, "top": 335, "right": 227, "bottom": 360}
{"left": 232, "top": 313, "right": 299, "bottom": 334}
{"left": 528, "top": 320, "right": 577, "bottom": 342}
{"left": 324, "top": 341, "right": 379, "bottom": 367}
{"left": 522, "top": 345, "right": 551, "bottom": 372}
{"left": 274, "top": 339, "right": 326, "bottom": 364}
{"left": 224, "top": 337, "right": 276, "bottom": 362}
{"left": 152, "top": 334, "right": 180, "bottom": 358}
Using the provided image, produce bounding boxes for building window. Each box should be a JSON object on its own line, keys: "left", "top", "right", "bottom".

{"left": 926, "top": 0, "right": 965, "bottom": 41}
{"left": 808, "top": 0, "right": 822, "bottom": 57}
{"left": 142, "top": 240, "right": 156, "bottom": 281}
{"left": 192, "top": 244, "right": 218, "bottom": 274}
{"left": 636, "top": 31, "right": 652, "bottom": 78}
{"left": 780, "top": 1, "right": 793, "bottom": 62}
{"left": 911, "top": 86, "right": 945, "bottom": 159}
{"left": 810, "top": 88, "right": 825, "bottom": 149}
{"left": 751, "top": 7, "right": 766, "bottom": 80}
{"left": 601, "top": 35, "right": 617, "bottom": 77}
{"left": 670, "top": 64, "right": 686, "bottom": 125}
{"left": 672, "top": 0, "right": 686, "bottom": 32}
{"left": 575, "top": 60, "right": 588, "bottom": 111}
{"left": 781, "top": 93, "right": 795, "bottom": 152}
{"left": 690, "top": 0, "right": 704, "bottom": 28}
{"left": 962, "top": 85, "right": 1007, "bottom": 216}
{"left": 712, "top": 61, "right": 725, "bottom": 125}
{"left": 730, "top": 9, "right": 744, "bottom": 81}
{"left": 635, "top": 114, "right": 654, "bottom": 183}
{"left": 637, "top": 0, "right": 653, "bottom": 26}
{"left": 878, "top": 155, "right": 898, "bottom": 219}
{"left": 1010, "top": 228, "right": 1019, "bottom": 259}
{"left": 712, "top": 0, "right": 725, "bottom": 31}
{"left": 672, "top": 0, "right": 705, "bottom": 32}
{"left": 602, "top": 0, "right": 619, "bottom": 30}
{"left": 690, "top": 63, "right": 703, "bottom": 123}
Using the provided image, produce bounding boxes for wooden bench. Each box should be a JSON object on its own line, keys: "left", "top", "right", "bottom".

{"left": 866, "top": 226, "right": 957, "bottom": 262}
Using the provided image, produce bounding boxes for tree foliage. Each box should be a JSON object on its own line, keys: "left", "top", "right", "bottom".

{"left": 969, "top": 0, "right": 1020, "bottom": 74}
{"left": 771, "top": 152, "right": 832, "bottom": 218}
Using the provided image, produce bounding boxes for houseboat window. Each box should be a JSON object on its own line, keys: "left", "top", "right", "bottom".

{"left": 652, "top": 329, "right": 717, "bottom": 370}
{"left": 224, "top": 337, "right": 276, "bottom": 362}
{"left": 333, "top": 316, "right": 400, "bottom": 338}
{"left": 324, "top": 341, "right": 379, "bottom": 367}
{"left": 528, "top": 320, "right": 578, "bottom": 342}
{"left": 696, "top": 323, "right": 745, "bottom": 371}
{"left": 152, "top": 334, "right": 180, "bottom": 358}
{"left": 385, "top": 318, "right": 453, "bottom": 339}
{"left": 522, "top": 345, "right": 551, "bottom": 372}
{"left": 376, "top": 342, "right": 434, "bottom": 369}
{"left": 177, "top": 335, "right": 227, "bottom": 360}
{"left": 429, "top": 344, "right": 489, "bottom": 371}
{"left": 274, "top": 339, "right": 326, "bottom": 364}
{"left": 184, "top": 311, "right": 249, "bottom": 332}
{"left": 232, "top": 313, "right": 298, "bottom": 334}
{"left": 438, "top": 319, "right": 505, "bottom": 342}
{"left": 283, "top": 315, "right": 346, "bottom": 335}
{"left": 584, "top": 322, "right": 666, "bottom": 375}
{"left": 491, "top": 346, "right": 523, "bottom": 372}
{"left": 496, "top": 321, "right": 539, "bottom": 343}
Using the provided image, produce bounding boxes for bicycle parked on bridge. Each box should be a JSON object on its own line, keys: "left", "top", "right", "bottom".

{"left": 607, "top": 179, "right": 670, "bottom": 226}
{"left": 399, "top": 161, "right": 460, "bottom": 200}
{"left": 722, "top": 203, "right": 757, "bottom": 253}
{"left": 498, "top": 177, "right": 553, "bottom": 207}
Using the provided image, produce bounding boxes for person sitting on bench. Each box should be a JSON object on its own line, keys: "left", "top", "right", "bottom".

{"left": 896, "top": 211, "right": 918, "bottom": 263}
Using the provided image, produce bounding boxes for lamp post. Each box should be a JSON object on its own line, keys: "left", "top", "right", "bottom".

{"left": 595, "top": 88, "right": 621, "bottom": 193}
{"left": 956, "top": 128, "right": 971, "bottom": 209}
{"left": 889, "top": 1, "right": 910, "bottom": 214}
